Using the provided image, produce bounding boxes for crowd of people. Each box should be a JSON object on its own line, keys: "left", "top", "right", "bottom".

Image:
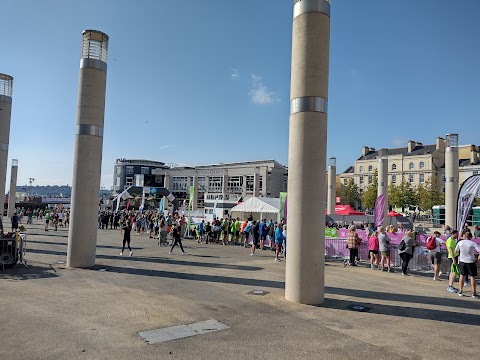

{"left": 345, "top": 222, "right": 480, "bottom": 298}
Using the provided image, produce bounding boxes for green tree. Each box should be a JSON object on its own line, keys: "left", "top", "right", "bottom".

{"left": 362, "top": 170, "right": 378, "bottom": 209}
{"left": 340, "top": 179, "right": 361, "bottom": 208}
{"left": 417, "top": 176, "right": 445, "bottom": 212}
{"left": 388, "top": 182, "right": 400, "bottom": 208}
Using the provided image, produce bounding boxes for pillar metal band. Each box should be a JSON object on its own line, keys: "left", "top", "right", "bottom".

{"left": 445, "top": 177, "right": 458, "bottom": 183}
{"left": 76, "top": 124, "right": 104, "bottom": 138}
{"left": 379, "top": 182, "right": 386, "bottom": 187}
{"left": 0, "top": 95, "right": 12, "bottom": 104}
{"left": 290, "top": 96, "right": 328, "bottom": 115}
{"left": 80, "top": 58, "right": 107, "bottom": 72}
{"left": 293, "top": 0, "right": 330, "bottom": 19}
{"left": 0, "top": 143, "right": 8, "bottom": 151}
{"left": 378, "top": 159, "right": 387, "bottom": 163}
{"left": 328, "top": 185, "right": 334, "bottom": 189}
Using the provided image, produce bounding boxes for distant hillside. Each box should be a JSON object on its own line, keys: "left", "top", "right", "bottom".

{"left": 18, "top": 185, "right": 72, "bottom": 198}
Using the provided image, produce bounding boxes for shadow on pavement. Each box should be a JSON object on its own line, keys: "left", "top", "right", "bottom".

{"left": 325, "top": 287, "right": 480, "bottom": 311}
{"left": 0, "top": 265, "right": 59, "bottom": 281}
{"left": 27, "top": 248, "right": 264, "bottom": 271}
{"left": 320, "top": 298, "right": 480, "bottom": 327}
{"left": 27, "top": 239, "right": 143, "bottom": 251}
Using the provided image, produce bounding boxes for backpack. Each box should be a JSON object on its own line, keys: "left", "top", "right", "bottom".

{"left": 426, "top": 236, "right": 437, "bottom": 251}
{"left": 398, "top": 240, "right": 406, "bottom": 251}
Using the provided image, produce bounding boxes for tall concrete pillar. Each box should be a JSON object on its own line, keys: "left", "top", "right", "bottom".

{"left": 67, "top": 30, "right": 109, "bottom": 268}
{"left": 242, "top": 175, "right": 247, "bottom": 198}
{"left": 7, "top": 159, "right": 18, "bottom": 218}
{"left": 0, "top": 74, "right": 13, "bottom": 223}
{"left": 445, "top": 134, "right": 459, "bottom": 229}
{"left": 285, "top": 0, "right": 330, "bottom": 305}
{"left": 377, "top": 149, "right": 388, "bottom": 228}
{"left": 222, "top": 174, "right": 228, "bottom": 198}
{"left": 192, "top": 175, "right": 198, "bottom": 210}
{"left": 164, "top": 173, "right": 171, "bottom": 191}
{"left": 327, "top": 157, "right": 336, "bottom": 215}
{"left": 253, "top": 169, "right": 260, "bottom": 197}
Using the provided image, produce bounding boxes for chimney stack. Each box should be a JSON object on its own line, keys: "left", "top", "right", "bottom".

{"left": 471, "top": 145, "right": 479, "bottom": 165}
{"left": 362, "top": 146, "right": 370, "bottom": 157}
{"left": 408, "top": 140, "right": 415, "bottom": 153}
{"left": 436, "top": 137, "right": 445, "bottom": 151}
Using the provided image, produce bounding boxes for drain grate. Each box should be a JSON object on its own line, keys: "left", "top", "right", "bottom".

{"left": 347, "top": 304, "right": 371, "bottom": 312}
{"left": 138, "top": 319, "right": 229, "bottom": 344}
{"left": 247, "top": 290, "right": 270, "bottom": 296}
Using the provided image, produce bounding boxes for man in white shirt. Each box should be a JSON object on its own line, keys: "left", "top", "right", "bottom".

{"left": 455, "top": 232, "right": 480, "bottom": 298}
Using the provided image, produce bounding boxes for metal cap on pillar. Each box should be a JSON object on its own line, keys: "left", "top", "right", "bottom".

{"left": 328, "top": 157, "right": 336, "bottom": 168}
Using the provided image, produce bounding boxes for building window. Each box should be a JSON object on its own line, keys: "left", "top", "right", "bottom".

{"left": 392, "top": 164, "right": 397, "bottom": 171}
{"left": 368, "top": 175, "right": 373, "bottom": 184}
{"left": 343, "top": 179, "right": 348, "bottom": 185}
{"left": 115, "top": 177, "right": 121, "bottom": 186}
{"left": 228, "top": 176, "right": 243, "bottom": 194}
{"left": 409, "top": 162, "right": 414, "bottom": 170}
{"left": 409, "top": 174, "right": 414, "bottom": 183}
{"left": 359, "top": 166, "right": 364, "bottom": 173}
{"left": 392, "top": 175, "right": 397, "bottom": 184}
{"left": 246, "top": 175, "right": 254, "bottom": 192}
{"left": 126, "top": 177, "right": 133, "bottom": 186}
{"left": 208, "top": 176, "right": 222, "bottom": 192}
{"left": 419, "top": 161, "right": 425, "bottom": 169}
{"left": 359, "top": 176, "right": 364, "bottom": 184}
{"left": 141, "top": 167, "right": 149, "bottom": 175}
{"left": 126, "top": 166, "right": 134, "bottom": 175}
{"left": 368, "top": 165, "right": 373, "bottom": 172}
{"left": 172, "top": 176, "right": 188, "bottom": 191}
{"left": 115, "top": 167, "right": 121, "bottom": 175}
{"left": 419, "top": 174, "right": 425, "bottom": 183}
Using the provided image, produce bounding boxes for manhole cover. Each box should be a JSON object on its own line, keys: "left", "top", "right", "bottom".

{"left": 56, "top": 261, "right": 65, "bottom": 264}
{"left": 98, "top": 269, "right": 107, "bottom": 272}
{"left": 347, "top": 304, "right": 371, "bottom": 312}
{"left": 247, "top": 290, "right": 269, "bottom": 296}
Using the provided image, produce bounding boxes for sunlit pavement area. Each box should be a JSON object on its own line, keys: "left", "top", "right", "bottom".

{"left": 1, "top": 220, "right": 479, "bottom": 360}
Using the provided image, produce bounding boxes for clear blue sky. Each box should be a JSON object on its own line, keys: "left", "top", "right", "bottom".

{"left": 1, "top": 0, "right": 479, "bottom": 188}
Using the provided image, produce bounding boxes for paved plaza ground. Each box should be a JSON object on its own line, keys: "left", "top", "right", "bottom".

{"left": 1, "top": 220, "right": 479, "bottom": 360}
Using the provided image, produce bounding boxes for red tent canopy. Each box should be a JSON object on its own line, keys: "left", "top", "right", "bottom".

{"left": 388, "top": 210, "right": 403, "bottom": 217}
{"left": 326, "top": 205, "right": 364, "bottom": 215}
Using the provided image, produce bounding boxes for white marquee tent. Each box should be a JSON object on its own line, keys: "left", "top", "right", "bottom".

{"left": 230, "top": 197, "right": 281, "bottom": 221}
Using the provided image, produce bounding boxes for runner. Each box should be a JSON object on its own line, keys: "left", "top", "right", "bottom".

{"left": 428, "top": 231, "right": 444, "bottom": 281}
{"left": 259, "top": 219, "right": 267, "bottom": 250}
{"left": 169, "top": 224, "right": 187, "bottom": 255}
{"left": 368, "top": 230, "right": 379, "bottom": 269}
{"left": 455, "top": 232, "right": 480, "bottom": 298}
{"left": 446, "top": 230, "right": 460, "bottom": 293}
{"left": 274, "top": 223, "right": 285, "bottom": 262}
{"left": 120, "top": 221, "right": 133, "bottom": 257}
{"left": 251, "top": 221, "right": 260, "bottom": 256}
{"left": 378, "top": 227, "right": 393, "bottom": 272}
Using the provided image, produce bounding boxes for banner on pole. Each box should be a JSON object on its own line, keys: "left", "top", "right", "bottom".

{"left": 279, "top": 192, "right": 287, "bottom": 222}
{"left": 188, "top": 186, "right": 195, "bottom": 210}
{"left": 139, "top": 188, "right": 145, "bottom": 212}
{"left": 159, "top": 197, "right": 164, "bottom": 214}
{"left": 374, "top": 194, "right": 386, "bottom": 228}
{"left": 456, "top": 174, "right": 480, "bottom": 232}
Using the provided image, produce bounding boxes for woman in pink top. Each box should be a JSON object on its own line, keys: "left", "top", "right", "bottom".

{"left": 368, "top": 230, "right": 380, "bottom": 269}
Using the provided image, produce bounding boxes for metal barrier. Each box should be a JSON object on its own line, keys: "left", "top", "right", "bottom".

{"left": 324, "top": 238, "right": 479, "bottom": 273}
{"left": 0, "top": 232, "right": 27, "bottom": 270}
